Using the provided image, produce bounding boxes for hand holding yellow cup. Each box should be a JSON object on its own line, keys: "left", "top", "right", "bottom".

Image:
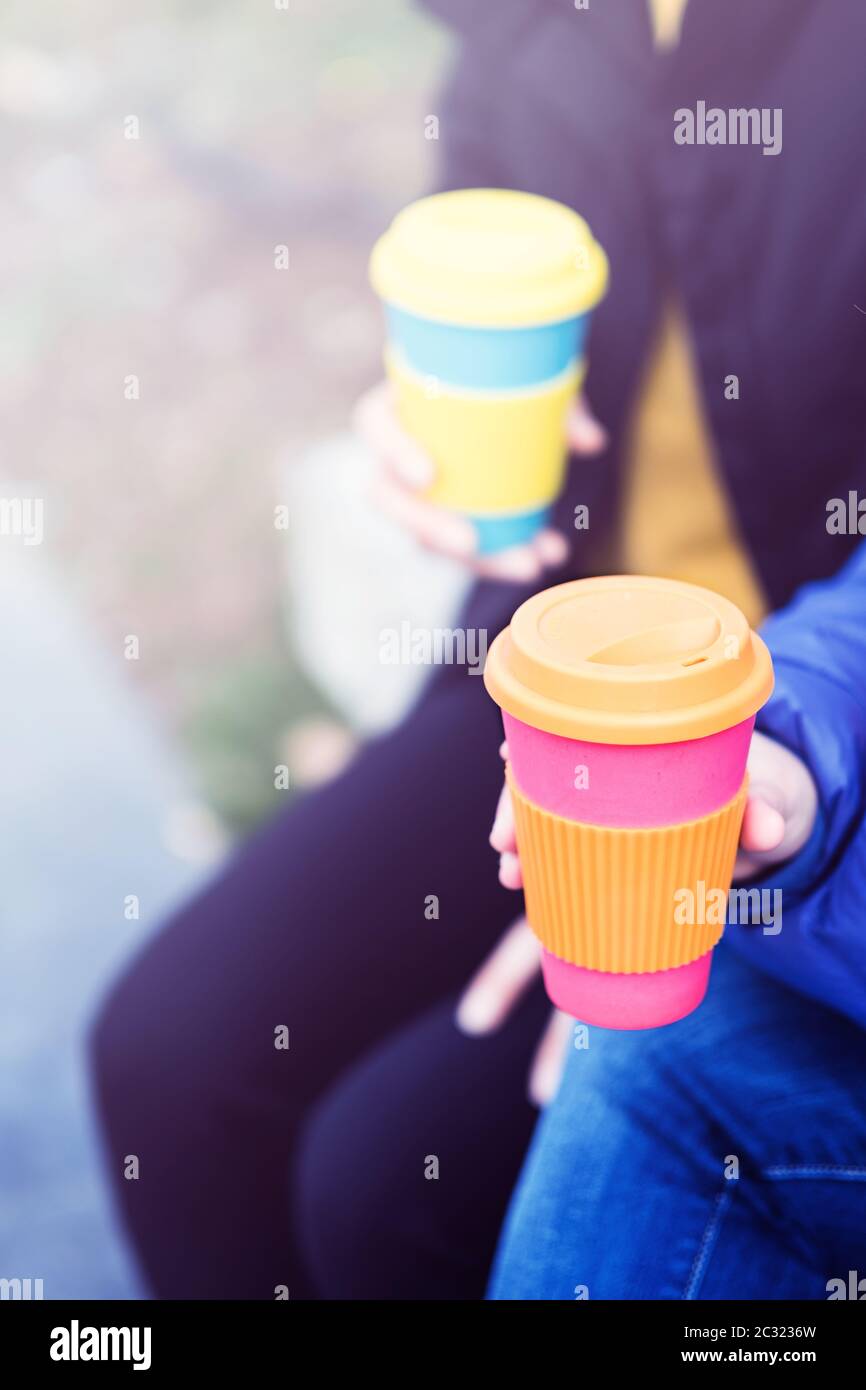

{"left": 370, "top": 189, "right": 608, "bottom": 552}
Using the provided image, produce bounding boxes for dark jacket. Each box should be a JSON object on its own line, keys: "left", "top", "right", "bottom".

{"left": 420, "top": 0, "right": 866, "bottom": 1027}
{"left": 423, "top": 0, "right": 866, "bottom": 614}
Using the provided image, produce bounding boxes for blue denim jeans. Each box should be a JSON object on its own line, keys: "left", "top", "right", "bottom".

{"left": 489, "top": 947, "right": 866, "bottom": 1300}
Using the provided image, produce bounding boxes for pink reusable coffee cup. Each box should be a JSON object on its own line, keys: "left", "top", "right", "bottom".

{"left": 483, "top": 576, "right": 774, "bottom": 1029}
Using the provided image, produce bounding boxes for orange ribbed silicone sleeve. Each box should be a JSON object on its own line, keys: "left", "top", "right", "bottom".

{"left": 508, "top": 767, "right": 748, "bottom": 973}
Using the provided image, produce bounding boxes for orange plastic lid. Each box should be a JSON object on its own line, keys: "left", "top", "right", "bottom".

{"left": 484, "top": 576, "right": 774, "bottom": 745}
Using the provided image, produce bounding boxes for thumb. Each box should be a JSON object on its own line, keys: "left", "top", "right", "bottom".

{"left": 734, "top": 733, "right": 819, "bottom": 880}
{"left": 456, "top": 918, "right": 541, "bottom": 1035}
{"left": 528, "top": 1009, "right": 573, "bottom": 1108}
{"left": 740, "top": 795, "right": 787, "bottom": 854}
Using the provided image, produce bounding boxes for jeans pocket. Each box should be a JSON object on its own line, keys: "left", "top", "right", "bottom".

{"left": 687, "top": 1168, "right": 866, "bottom": 1300}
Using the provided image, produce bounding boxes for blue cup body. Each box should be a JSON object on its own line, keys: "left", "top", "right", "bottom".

{"left": 470, "top": 506, "right": 552, "bottom": 554}
{"left": 385, "top": 306, "right": 588, "bottom": 390}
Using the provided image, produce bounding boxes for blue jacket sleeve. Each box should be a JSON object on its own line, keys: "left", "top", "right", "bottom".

{"left": 725, "top": 542, "right": 866, "bottom": 1029}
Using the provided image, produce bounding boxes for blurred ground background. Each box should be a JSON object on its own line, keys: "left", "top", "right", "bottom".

{"left": 2, "top": 0, "right": 449, "bottom": 830}
{"left": 0, "top": 0, "right": 452, "bottom": 1298}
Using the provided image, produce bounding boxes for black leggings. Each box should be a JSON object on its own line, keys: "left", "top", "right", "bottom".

{"left": 89, "top": 677, "right": 547, "bottom": 1299}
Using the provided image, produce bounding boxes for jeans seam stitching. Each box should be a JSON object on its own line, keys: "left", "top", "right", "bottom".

{"left": 762, "top": 1165, "right": 866, "bottom": 1181}
{"left": 682, "top": 1186, "right": 733, "bottom": 1301}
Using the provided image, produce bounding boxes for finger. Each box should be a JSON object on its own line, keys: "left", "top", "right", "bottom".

{"left": 565, "top": 394, "right": 609, "bottom": 455}
{"left": 528, "top": 1009, "right": 573, "bottom": 1107}
{"left": 739, "top": 795, "right": 786, "bottom": 853}
{"left": 532, "top": 528, "right": 570, "bottom": 568}
{"left": 735, "top": 794, "right": 785, "bottom": 879}
{"left": 455, "top": 918, "right": 540, "bottom": 1035}
{"left": 498, "top": 850, "right": 523, "bottom": 890}
{"left": 489, "top": 782, "right": 516, "bottom": 854}
{"left": 371, "top": 473, "right": 477, "bottom": 557}
{"left": 353, "top": 381, "right": 434, "bottom": 490}
{"left": 473, "top": 526, "right": 572, "bottom": 580}
{"left": 374, "top": 483, "right": 561, "bottom": 579}
{"left": 499, "top": 740, "right": 509, "bottom": 761}
{"left": 472, "top": 544, "right": 546, "bottom": 583}
{"left": 733, "top": 732, "right": 820, "bottom": 882}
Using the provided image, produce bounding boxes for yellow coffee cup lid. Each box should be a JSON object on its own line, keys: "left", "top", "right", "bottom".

{"left": 484, "top": 576, "right": 774, "bottom": 745}
{"left": 370, "top": 189, "right": 608, "bottom": 328}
